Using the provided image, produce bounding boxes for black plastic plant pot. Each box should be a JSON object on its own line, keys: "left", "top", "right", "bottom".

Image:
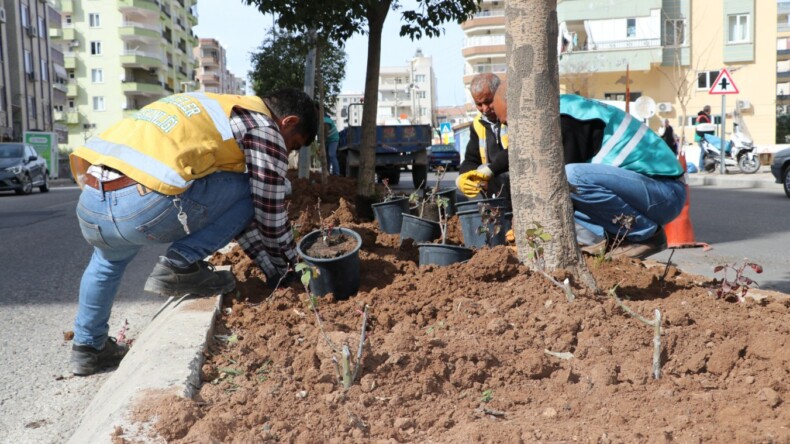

{"left": 435, "top": 188, "right": 458, "bottom": 217}
{"left": 400, "top": 213, "right": 441, "bottom": 244}
{"left": 296, "top": 228, "right": 362, "bottom": 301}
{"left": 454, "top": 196, "right": 509, "bottom": 214}
{"left": 372, "top": 197, "right": 410, "bottom": 234}
{"left": 458, "top": 208, "right": 507, "bottom": 248}
{"left": 417, "top": 243, "right": 474, "bottom": 266}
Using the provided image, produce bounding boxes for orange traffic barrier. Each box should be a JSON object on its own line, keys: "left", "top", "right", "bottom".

{"left": 665, "top": 148, "right": 711, "bottom": 250}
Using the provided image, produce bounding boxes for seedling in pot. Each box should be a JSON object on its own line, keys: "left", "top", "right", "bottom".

{"left": 409, "top": 167, "right": 447, "bottom": 219}
{"left": 713, "top": 259, "right": 763, "bottom": 303}
{"left": 475, "top": 202, "right": 502, "bottom": 245}
{"left": 436, "top": 195, "right": 451, "bottom": 244}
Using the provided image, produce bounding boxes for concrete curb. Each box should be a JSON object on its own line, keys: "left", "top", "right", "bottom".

{"left": 67, "top": 290, "right": 223, "bottom": 442}
{"left": 686, "top": 172, "right": 777, "bottom": 189}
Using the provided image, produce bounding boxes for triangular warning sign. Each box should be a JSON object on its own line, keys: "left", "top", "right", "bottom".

{"left": 709, "top": 68, "right": 739, "bottom": 95}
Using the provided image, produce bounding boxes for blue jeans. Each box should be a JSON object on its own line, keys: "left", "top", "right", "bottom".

{"left": 566, "top": 163, "right": 686, "bottom": 242}
{"left": 326, "top": 140, "right": 340, "bottom": 176}
{"left": 73, "top": 172, "right": 253, "bottom": 348}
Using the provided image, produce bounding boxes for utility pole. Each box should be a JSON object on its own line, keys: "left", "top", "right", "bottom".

{"left": 298, "top": 29, "right": 317, "bottom": 179}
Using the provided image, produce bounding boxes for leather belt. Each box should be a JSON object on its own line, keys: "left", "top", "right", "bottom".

{"left": 84, "top": 174, "right": 138, "bottom": 192}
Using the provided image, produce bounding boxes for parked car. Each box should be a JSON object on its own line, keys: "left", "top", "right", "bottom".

{"left": 771, "top": 147, "right": 790, "bottom": 198}
{"left": 427, "top": 144, "right": 460, "bottom": 171}
{"left": 0, "top": 143, "right": 49, "bottom": 195}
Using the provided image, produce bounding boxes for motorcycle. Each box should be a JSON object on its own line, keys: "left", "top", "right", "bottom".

{"left": 697, "top": 105, "right": 760, "bottom": 174}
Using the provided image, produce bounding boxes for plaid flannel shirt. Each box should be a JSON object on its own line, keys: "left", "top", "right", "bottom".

{"left": 230, "top": 107, "right": 296, "bottom": 279}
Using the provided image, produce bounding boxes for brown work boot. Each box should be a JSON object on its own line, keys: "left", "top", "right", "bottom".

{"left": 580, "top": 239, "right": 607, "bottom": 256}
{"left": 608, "top": 228, "right": 668, "bottom": 260}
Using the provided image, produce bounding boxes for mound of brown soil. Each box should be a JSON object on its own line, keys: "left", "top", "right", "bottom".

{"left": 134, "top": 174, "right": 790, "bottom": 443}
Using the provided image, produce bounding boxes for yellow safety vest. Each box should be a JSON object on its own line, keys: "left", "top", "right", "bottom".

{"left": 70, "top": 93, "right": 272, "bottom": 195}
{"left": 472, "top": 114, "right": 508, "bottom": 164}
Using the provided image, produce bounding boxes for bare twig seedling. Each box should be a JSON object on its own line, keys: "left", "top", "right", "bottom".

{"left": 521, "top": 222, "right": 575, "bottom": 302}
{"left": 609, "top": 284, "right": 662, "bottom": 379}
{"left": 294, "top": 262, "right": 370, "bottom": 389}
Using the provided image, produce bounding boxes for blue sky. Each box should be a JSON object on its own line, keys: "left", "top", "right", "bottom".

{"left": 193, "top": 0, "right": 468, "bottom": 106}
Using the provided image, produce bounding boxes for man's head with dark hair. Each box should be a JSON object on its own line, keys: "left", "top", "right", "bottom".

{"left": 262, "top": 88, "right": 319, "bottom": 151}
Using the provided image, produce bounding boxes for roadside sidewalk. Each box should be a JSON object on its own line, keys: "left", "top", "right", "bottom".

{"left": 685, "top": 166, "right": 778, "bottom": 190}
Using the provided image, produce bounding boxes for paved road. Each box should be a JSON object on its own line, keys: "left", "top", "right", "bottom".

{"left": 0, "top": 185, "right": 166, "bottom": 443}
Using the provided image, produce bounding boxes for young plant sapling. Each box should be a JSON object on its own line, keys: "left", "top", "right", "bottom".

{"left": 713, "top": 259, "right": 763, "bottom": 303}
{"left": 475, "top": 202, "right": 503, "bottom": 245}
{"left": 609, "top": 284, "right": 663, "bottom": 379}
{"left": 409, "top": 167, "right": 447, "bottom": 219}
{"left": 436, "top": 195, "right": 451, "bottom": 244}
{"left": 294, "top": 262, "right": 370, "bottom": 389}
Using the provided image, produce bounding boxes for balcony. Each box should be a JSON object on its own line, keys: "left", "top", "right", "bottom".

{"left": 67, "top": 83, "right": 78, "bottom": 97}
{"left": 61, "top": 0, "right": 73, "bottom": 13}
{"left": 119, "top": 21, "right": 162, "bottom": 42}
{"left": 197, "top": 72, "right": 220, "bottom": 85}
{"left": 62, "top": 27, "right": 76, "bottom": 41}
{"left": 66, "top": 112, "right": 79, "bottom": 124}
{"left": 53, "top": 83, "right": 68, "bottom": 93}
{"left": 463, "top": 62, "right": 507, "bottom": 84}
{"left": 461, "top": 9, "right": 505, "bottom": 31}
{"left": 49, "top": 28, "right": 63, "bottom": 41}
{"left": 120, "top": 50, "right": 163, "bottom": 70}
{"left": 559, "top": 38, "right": 663, "bottom": 73}
{"left": 462, "top": 35, "right": 505, "bottom": 58}
{"left": 118, "top": 0, "right": 159, "bottom": 16}
{"left": 200, "top": 55, "right": 219, "bottom": 67}
{"left": 778, "top": 71, "right": 790, "bottom": 81}
{"left": 53, "top": 110, "right": 65, "bottom": 122}
{"left": 122, "top": 81, "right": 166, "bottom": 96}
{"left": 64, "top": 55, "right": 76, "bottom": 70}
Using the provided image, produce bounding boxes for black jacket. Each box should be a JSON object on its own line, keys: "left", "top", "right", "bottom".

{"left": 459, "top": 118, "right": 509, "bottom": 175}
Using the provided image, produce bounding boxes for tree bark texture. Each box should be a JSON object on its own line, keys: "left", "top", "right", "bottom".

{"left": 315, "top": 42, "right": 329, "bottom": 185}
{"left": 505, "top": 0, "right": 596, "bottom": 289}
{"left": 355, "top": 1, "right": 392, "bottom": 220}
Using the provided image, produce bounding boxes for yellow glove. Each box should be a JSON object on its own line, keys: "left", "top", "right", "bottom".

{"left": 456, "top": 170, "right": 489, "bottom": 198}
{"left": 505, "top": 229, "right": 515, "bottom": 243}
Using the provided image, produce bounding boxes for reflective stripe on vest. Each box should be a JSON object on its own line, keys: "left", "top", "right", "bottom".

{"left": 473, "top": 115, "right": 508, "bottom": 165}
{"left": 185, "top": 92, "right": 233, "bottom": 140}
{"left": 84, "top": 138, "right": 191, "bottom": 189}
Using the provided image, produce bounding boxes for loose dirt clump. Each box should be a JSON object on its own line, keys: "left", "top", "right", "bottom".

{"left": 136, "top": 173, "right": 790, "bottom": 443}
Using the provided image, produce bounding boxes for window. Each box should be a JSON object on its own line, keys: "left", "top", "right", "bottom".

{"left": 728, "top": 14, "right": 749, "bottom": 43}
{"left": 92, "top": 96, "right": 105, "bottom": 111}
{"left": 91, "top": 68, "right": 104, "bottom": 83}
{"left": 697, "top": 70, "right": 720, "bottom": 90}
{"left": 38, "top": 17, "right": 46, "bottom": 38}
{"left": 68, "top": 69, "right": 75, "bottom": 79}
{"left": 419, "top": 107, "right": 427, "bottom": 116}
{"left": 626, "top": 18, "right": 636, "bottom": 38}
{"left": 89, "top": 13, "right": 101, "bottom": 28}
{"left": 415, "top": 74, "right": 426, "bottom": 83}
{"left": 417, "top": 91, "right": 427, "bottom": 99}
{"left": 24, "top": 51, "right": 32, "bottom": 74}
{"left": 65, "top": 15, "right": 72, "bottom": 25}
{"left": 664, "top": 19, "right": 686, "bottom": 46}
{"left": 604, "top": 92, "right": 642, "bottom": 101}
{"left": 40, "top": 60, "right": 48, "bottom": 81}
{"left": 21, "top": 5, "right": 29, "bottom": 28}
{"left": 90, "top": 41, "right": 102, "bottom": 55}
{"left": 68, "top": 99, "right": 75, "bottom": 111}
{"left": 27, "top": 97, "right": 36, "bottom": 117}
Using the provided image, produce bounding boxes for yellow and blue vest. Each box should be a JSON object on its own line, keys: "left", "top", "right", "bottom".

{"left": 70, "top": 93, "right": 272, "bottom": 195}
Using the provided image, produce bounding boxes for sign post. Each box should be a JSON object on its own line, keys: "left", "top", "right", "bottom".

{"left": 24, "top": 132, "right": 58, "bottom": 179}
{"left": 708, "top": 68, "right": 739, "bottom": 174}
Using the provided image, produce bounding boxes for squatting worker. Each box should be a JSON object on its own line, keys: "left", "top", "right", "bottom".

{"left": 482, "top": 79, "right": 685, "bottom": 260}
{"left": 68, "top": 89, "right": 318, "bottom": 376}
{"left": 455, "top": 73, "right": 510, "bottom": 200}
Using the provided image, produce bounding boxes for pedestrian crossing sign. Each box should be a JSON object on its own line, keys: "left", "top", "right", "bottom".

{"left": 708, "top": 68, "right": 739, "bottom": 95}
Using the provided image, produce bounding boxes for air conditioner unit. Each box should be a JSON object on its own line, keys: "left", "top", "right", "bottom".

{"left": 736, "top": 99, "right": 752, "bottom": 110}
{"left": 657, "top": 102, "right": 673, "bottom": 113}
{"left": 26, "top": 26, "right": 37, "bottom": 37}
{"left": 69, "top": 40, "right": 80, "bottom": 47}
{"left": 0, "top": 8, "right": 6, "bottom": 23}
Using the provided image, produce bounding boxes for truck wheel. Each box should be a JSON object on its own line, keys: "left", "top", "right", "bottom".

{"left": 412, "top": 165, "right": 428, "bottom": 189}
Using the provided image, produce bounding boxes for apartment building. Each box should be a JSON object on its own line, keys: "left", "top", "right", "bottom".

{"left": 53, "top": 0, "right": 198, "bottom": 148}
{"left": 376, "top": 49, "right": 438, "bottom": 126}
{"left": 461, "top": 0, "right": 781, "bottom": 146}
{"left": 0, "top": 0, "right": 62, "bottom": 141}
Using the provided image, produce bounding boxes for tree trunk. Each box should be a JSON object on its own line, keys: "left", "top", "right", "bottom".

{"left": 506, "top": 0, "right": 596, "bottom": 289}
{"left": 315, "top": 42, "right": 329, "bottom": 185}
{"left": 355, "top": 1, "right": 392, "bottom": 221}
